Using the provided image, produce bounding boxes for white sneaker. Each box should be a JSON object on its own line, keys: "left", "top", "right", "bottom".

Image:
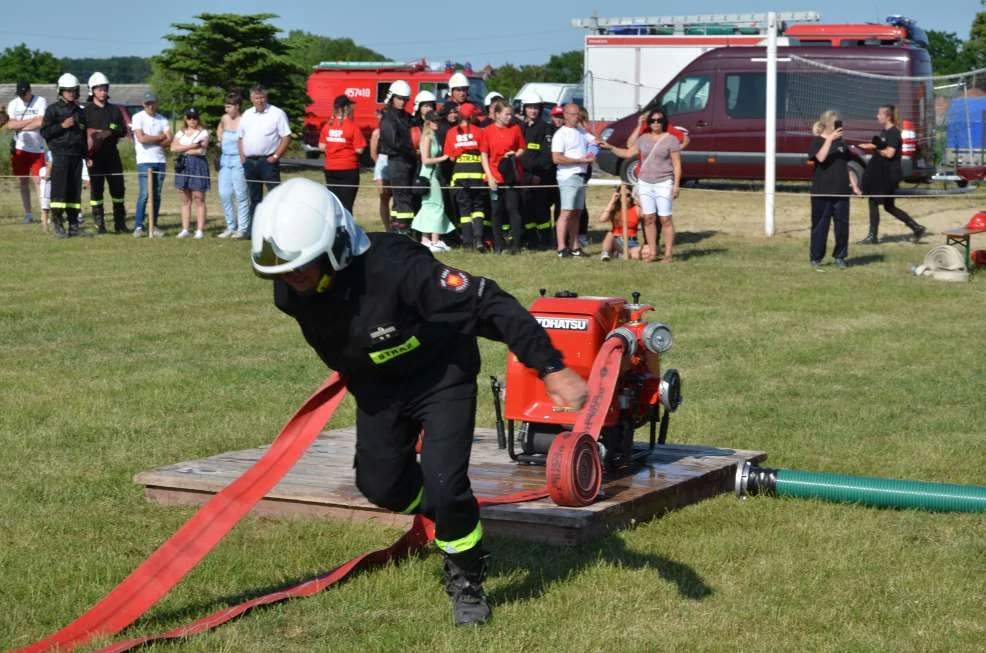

{"left": 600, "top": 252, "right": 611, "bottom": 261}
{"left": 428, "top": 242, "right": 445, "bottom": 253}
{"left": 194, "top": 229, "right": 204, "bottom": 240}
{"left": 151, "top": 228, "right": 165, "bottom": 238}
{"left": 133, "top": 226, "right": 144, "bottom": 238}
{"left": 217, "top": 229, "right": 233, "bottom": 239}
{"left": 231, "top": 230, "right": 248, "bottom": 240}
{"left": 421, "top": 238, "right": 433, "bottom": 247}
{"left": 432, "top": 240, "right": 450, "bottom": 251}
{"left": 177, "top": 229, "right": 191, "bottom": 239}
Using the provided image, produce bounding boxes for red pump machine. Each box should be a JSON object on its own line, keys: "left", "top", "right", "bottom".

{"left": 493, "top": 290, "right": 682, "bottom": 506}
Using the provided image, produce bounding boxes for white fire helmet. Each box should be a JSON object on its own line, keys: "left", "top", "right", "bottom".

{"left": 448, "top": 72, "right": 469, "bottom": 90}
{"left": 56, "top": 73, "right": 80, "bottom": 93}
{"left": 484, "top": 91, "right": 504, "bottom": 107}
{"left": 386, "top": 80, "right": 412, "bottom": 101}
{"left": 413, "top": 89, "right": 437, "bottom": 112}
{"left": 88, "top": 72, "right": 110, "bottom": 94}
{"left": 516, "top": 88, "right": 543, "bottom": 106}
{"left": 251, "top": 178, "right": 370, "bottom": 278}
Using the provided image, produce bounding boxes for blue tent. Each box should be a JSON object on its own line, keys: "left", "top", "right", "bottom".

{"left": 945, "top": 96, "right": 986, "bottom": 149}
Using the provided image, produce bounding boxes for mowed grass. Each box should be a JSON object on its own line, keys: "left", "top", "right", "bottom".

{"left": 1, "top": 172, "right": 985, "bottom": 652}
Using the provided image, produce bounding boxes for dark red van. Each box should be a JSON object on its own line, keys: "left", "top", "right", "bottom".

{"left": 596, "top": 34, "right": 934, "bottom": 184}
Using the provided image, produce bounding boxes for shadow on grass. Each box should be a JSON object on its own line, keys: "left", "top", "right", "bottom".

{"left": 489, "top": 533, "right": 713, "bottom": 603}
{"left": 675, "top": 247, "right": 728, "bottom": 262}
{"left": 845, "top": 253, "right": 886, "bottom": 267}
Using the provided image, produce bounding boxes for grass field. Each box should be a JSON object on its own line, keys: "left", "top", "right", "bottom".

{"left": 1, "top": 170, "right": 985, "bottom": 652}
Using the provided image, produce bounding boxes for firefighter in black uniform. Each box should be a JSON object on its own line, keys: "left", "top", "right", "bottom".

{"left": 40, "top": 73, "right": 90, "bottom": 238}
{"left": 83, "top": 72, "right": 129, "bottom": 234}
{"left": 517, "top": 89, "right": 554, "bottom": 250}
{"left": 378, "top": 80, "right": 417, "bottom": 235}
{"left": 251, "top": 178, "right": 587, "bottom": 626}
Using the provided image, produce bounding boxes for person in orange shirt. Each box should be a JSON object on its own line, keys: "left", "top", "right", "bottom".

{"left": 597, "top": 186, "right": 650, "bottom": 261}
{"left": 319, "top": 95, "right": 367, "bottom": 213}
{"left": 481, "top": 100, "right": 526, "bottom": 254}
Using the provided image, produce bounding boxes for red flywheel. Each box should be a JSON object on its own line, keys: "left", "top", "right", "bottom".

{"left": 546, "top": 431, "right": 602, "bottom": 507}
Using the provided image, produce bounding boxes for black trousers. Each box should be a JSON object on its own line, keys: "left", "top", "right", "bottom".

{"left": 867, "top": 195, "right": 921, "bottom": 236}
{"left": 50, "top": 155, "right": 83, "bottom": 221}
{"left": 354, "top": 382, "right": 479, "bottom": 547}
{"left": 90, "top": 148, "right": 126, "bottom": 220}
{"left": 454, "top": 184, "right": 487, "bottom": 248}
{"left": 387, "top": 157, "right": 415, "bottom": 232}
{"left": 323, "top": 168, "right": 359, "bottom": 214}
{"left": 242, "top": 156, "right": 281, "bottom": 229}
{"left": 490, "top": 186, "right": 524, "bottom": 251}
{"left": 810, "top": 197, "right": 849, "bottom": 261}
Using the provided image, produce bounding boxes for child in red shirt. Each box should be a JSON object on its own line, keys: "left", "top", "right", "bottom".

{"left": 481, "top": 100, "right": 526, "bottom": 253}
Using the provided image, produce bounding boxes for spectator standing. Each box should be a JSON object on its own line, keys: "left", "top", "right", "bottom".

{"left": 601, "top": 109, "right": 681, "bottom": 263}
{"left": 319, "top": 95, "right": 366, "bottom": 214}
{"left": 477, "top": 92, "right": 503, "bottom": 128}
{"left": 447, "top": 72, "right": 470, "bottom": 107}
{"left": 171, "top": 108, "right": 210, "bottom": 239}
{"left": 83, "top": 72, "right": 129, "bottom": 233}
{"left": 131, "top": 91, "right": 171, "bottom": 237}
{"left": 481, "top": 100, "right": 526, "bottom": 254}
{"left": 626, "top": 106, "right": 690, "bottom": 151}
{"left": 411, "top": 111, "right": 453, "bottom": 252}
{"left": 40, "top": 74, "right": 90, "bottom": 238}
{"left": 858, "top": 104, "right": 926, "bottom": 244}
{"left": 550, "top": 103, "right": 594, "bottom": 257}
{"left": 369, "top": 110, "right": 392, "bottom": 232}
{"left": 517, "top": 89, "right": 553, "bottom": 250}
{"left": 807, "top": 110, "right": 861, "bottom": 270}
{"left": 444, "top": 102, "right": 488, "bottom": 251}
{"left": 435, "top": 101, "right": 461, "bottom": 240}
{"left": 6, "top": 81, "right": 47, "bottom": 224}
{"left": 378, "top": 80, "right": 417, "bottom": 234}
{"left": 238, "top": 84, "right": 291, "bottom": 232}
{"left": 216, "top": 91, "right": 250, "bottom": 239}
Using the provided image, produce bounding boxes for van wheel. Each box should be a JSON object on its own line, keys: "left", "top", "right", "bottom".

{"left": 619, "top": 157, "right": 640, "bottom": 185}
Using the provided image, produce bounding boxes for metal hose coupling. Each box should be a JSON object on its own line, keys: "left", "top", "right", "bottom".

{"left": 734, "top": 461, "right": 778, "bottom": 498}
{"left": 606, "top": 327, "right": 637, "bottom": 359}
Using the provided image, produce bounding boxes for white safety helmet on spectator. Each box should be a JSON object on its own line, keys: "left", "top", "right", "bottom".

{"left": 484, "top": 91, "right": 504, "bottom": 107}
{"left": 251, "top": 178, "right": 371, "bottom": 278}
{"left": 386, "top": 80, "right": 412, "bottom": 101}
{"left": 88, "top": 72, "right": 110, "bottom": 94}
{"left": 56, "top": 73, "right": 80, "bottom": 93}
{"left": 448, "top": 72, "right": 469, "bottom": 89}
{"left": 414, "top": 90, "right": 437, "bottom": 112}
{"left": 516, "top": 88, "right": 543, "bottom": 106}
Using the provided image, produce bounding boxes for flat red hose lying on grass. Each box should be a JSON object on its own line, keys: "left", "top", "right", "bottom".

{"left": 14, "top": 374, "right": 552, "bottom": 653}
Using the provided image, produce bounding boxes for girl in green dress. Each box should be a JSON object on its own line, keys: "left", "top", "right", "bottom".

{"left": 412, "top": 111, "right": 454, "bottom": 252}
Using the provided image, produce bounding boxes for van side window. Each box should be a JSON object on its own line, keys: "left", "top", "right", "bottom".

{"left": 659, "top": 75, "right": 711, "bottom": 114}
{"left": 376, "top": 82, "right": 391, "bottom": 103}
{"left": 725, "top": 73, "right": 788, "bottom": 119}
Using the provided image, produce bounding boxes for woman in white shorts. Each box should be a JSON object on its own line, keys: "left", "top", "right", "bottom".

{"left": 369, "top": 113, "right": 392, "bottom": 231}
{"left": 601, "top": 109, "right": 682, "bottom": 262}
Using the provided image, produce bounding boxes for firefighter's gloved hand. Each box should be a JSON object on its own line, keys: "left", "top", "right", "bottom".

{"left": 544, "top": 368, "right": 588, "bottom": 411}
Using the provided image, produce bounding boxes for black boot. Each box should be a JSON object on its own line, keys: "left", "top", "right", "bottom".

{"left": 52, "top": 211, "right": 68, "bottom": 239}
{"left": 911, "top": 224, "right": 927, "bottom": 243}
{"left": 68, "top": 213, "right": 93, "bottom": 238}
{"left": 443, "top": 548, "right": 491, "bottom": 626}
{"left": 113, "top": 207, "right": 127, "bottom": 234}
{"left": 93, "top": 206, "right": 107, "bottom": 234}
{"left": 858, "top": 233, "right": 879, "bottom": 245}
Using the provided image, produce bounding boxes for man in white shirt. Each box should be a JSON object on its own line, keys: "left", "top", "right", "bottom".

{"left": 238, "top": 84, "right": 291, "bottom": 234}
{"left": 131, "top": 91, "right": 171, "bottom": 237}
{"left": 6, "top": 81, "right": 47, "bottom": 224}
{"left": 550, "top": 103, "right": 595, "bottom": 257}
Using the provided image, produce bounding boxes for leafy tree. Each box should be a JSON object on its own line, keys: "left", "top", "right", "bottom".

{"left": 152, "top": 13, "right": 308, "bottom": 132}
{"left": 487, "top": 63, "right": 547, "bottom": 100}
{"left": 0, "top": 44, "right": 62, "bottom": 83}
{"left": 60, "top": 57, "right": 152, "bottom": 84}
{"left": 283, "top": 31, "right": 387, "bottom": 72}
{"left": 543, "top": 50, "right": 584, "bottom": 84}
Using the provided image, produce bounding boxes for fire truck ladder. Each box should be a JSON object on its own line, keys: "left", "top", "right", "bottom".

{"left": 570, "top": 11, "right": 821, "bottom": 35}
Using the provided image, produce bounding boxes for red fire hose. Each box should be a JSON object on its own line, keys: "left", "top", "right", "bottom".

{"left": 17, "top": 341, "right": 624, "bottom": 651}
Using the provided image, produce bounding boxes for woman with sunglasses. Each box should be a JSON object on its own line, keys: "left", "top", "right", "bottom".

{"left": 171, "top": 107, "right": 210, "bottom": 239}
{"left": 600, "top": 108, "right": 681, "bottom": 263}
{"left": 411, "top": 111, "right": 453, "bottom": 251}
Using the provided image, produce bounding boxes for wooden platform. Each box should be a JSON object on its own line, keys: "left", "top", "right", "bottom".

{"left": 134, "top": 427, "right": 766, "bottom": 546}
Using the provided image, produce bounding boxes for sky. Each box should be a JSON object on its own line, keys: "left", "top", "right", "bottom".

{"left": 1, "top": 1, "right": 981, "bottom": 68}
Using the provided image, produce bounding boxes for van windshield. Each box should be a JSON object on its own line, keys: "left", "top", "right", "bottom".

{"left": 657, "top": 75, "right": 711, "bottom": 115}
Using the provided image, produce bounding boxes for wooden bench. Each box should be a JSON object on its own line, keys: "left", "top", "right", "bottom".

{"left": 944, "top": 227, "right": 986, "bottom": 271}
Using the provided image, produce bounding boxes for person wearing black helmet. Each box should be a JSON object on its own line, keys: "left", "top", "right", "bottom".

{"left": 251, "top": 177, "right": 587, "bottom": 626}
{"left": 40, "top": 73, "right": 90, "bottom": 238}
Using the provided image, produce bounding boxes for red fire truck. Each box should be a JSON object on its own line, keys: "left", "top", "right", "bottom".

{"left": 302, "top": 60, "right": 491, "bottom": 161}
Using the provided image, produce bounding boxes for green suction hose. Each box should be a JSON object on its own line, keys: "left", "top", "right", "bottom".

{"left": 735, "top": 462, "right": 986, "bottom": 512}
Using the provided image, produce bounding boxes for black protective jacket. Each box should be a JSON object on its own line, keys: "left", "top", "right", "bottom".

{"left": 40, "top": 98, "right": 87, "bottom": 156}
{"left": 274, "top": 233, "right": 561, "bottom": 400}
{"left": 83, "top": 101, "right": 127, "bottom": 157}
{"left": 519, "top": 119, "right": 554, "bottom": 181}
{"left": 378, "top": 107, "right": 416, "bottom": 164}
